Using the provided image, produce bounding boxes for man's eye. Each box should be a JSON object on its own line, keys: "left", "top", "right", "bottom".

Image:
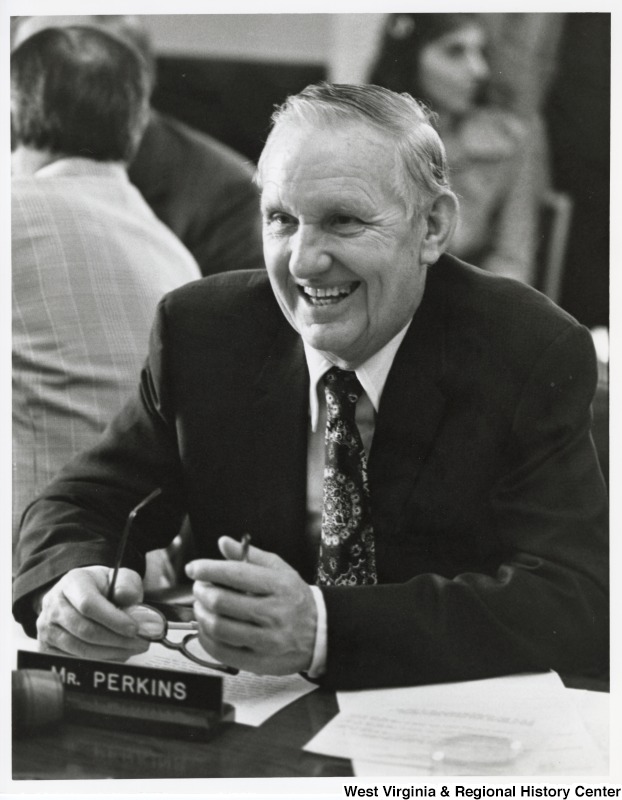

{"left": 266, "top": 212, "right": 295, "bottom": 227}
{"left": 332, "top": 215, "right": 362, "bottom": 228}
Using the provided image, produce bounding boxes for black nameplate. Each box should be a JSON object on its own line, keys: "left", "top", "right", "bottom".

{"left": 17, "top": 650, "right": 223, "bottom": 712}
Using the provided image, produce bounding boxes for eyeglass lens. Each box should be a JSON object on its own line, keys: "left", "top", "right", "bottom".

{"left": 126, "top": 604, "right": 168, "bottom": 640}
{"left": 125, "top": 604, "right": 238, "bottom": 674}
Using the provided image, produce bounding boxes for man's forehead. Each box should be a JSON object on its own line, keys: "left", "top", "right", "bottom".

{"left": 267, "top": 118, "right": 388, "bottom": 153}
{"left": 260, "top": 121, "right": 397, "bottom": 188}
{"left": 260, "top": 176, "right": 377, "bottom": 211}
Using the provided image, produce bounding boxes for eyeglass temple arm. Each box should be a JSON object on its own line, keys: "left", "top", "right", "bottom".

{"left": 106, "top": 488, "right": 163, "bottom": 602}
{"left": 157, "top": 637, "right": 240, "bottom": 675}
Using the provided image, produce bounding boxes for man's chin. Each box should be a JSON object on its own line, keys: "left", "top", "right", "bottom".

{"left": 299, "top": 323, "right": 363, "bottom": 364}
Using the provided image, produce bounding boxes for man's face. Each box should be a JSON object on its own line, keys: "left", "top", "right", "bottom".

{"left": 260, "top": 122, "right": 430, "bottom": 368}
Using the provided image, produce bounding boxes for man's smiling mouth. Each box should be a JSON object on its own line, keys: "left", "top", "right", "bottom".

{"left": 299, "top": 282, "right": 360, "bottom": 307}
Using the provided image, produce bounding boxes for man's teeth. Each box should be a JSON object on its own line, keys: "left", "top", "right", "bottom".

{"left": 302, "top": 284, "right": 356, "bottom": 305}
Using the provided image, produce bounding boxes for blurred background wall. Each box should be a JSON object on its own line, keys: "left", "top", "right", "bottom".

{"left": 139, "top": 13, "right": 587, "bottom": 152}
{"left": 142, "top": 13, "right": 385, "bottom": 81}
{"left": 141, "top": 14, "right": 386, "bottom": 162}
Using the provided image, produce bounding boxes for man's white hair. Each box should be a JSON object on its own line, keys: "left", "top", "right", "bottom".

{"left": 256, "top": 82, "right": 456, "bottom": 218}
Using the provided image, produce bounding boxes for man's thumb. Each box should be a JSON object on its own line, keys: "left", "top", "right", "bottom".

{"left": 109, "top": 567, "right": 144, "bottom": 606}
{"left": 217, "top": 536, "right": 289, "bottom": 570}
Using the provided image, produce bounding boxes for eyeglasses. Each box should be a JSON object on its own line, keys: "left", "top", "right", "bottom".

{"left": 126, "top": 602, "right": 239, "bottom": 675}
{"left": 107, "top": 488, "right": 238, "bottom": 675}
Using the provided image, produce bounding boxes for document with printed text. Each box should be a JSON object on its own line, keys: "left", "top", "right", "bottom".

{"left": 304, "top": 672, "right": 608, "bottom": 776}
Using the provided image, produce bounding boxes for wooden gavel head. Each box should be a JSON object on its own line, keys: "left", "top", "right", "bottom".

{"left": 12, "top": 669, "right": 64, "bottom": 735}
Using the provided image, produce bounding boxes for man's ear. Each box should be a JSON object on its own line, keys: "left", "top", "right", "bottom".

{"left": 418, "top": 191, "right": 459, "bottom": 265}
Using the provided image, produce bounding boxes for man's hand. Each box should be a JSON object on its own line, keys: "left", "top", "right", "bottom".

{"left": 185, "top": 537, "right": 317, "bottom": 676}
{"left": 36, "top": 566, "right": 150, "bottom": 661}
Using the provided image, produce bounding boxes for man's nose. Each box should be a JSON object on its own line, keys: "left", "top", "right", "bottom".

{"left": 289, "top": 225, "right": 332, "bottom": 277}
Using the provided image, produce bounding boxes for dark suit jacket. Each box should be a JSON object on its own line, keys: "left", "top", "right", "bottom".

{"left": 128, "top": 111, "right": 264, "bottom": 277}
{"left": 13, "top": 257, "right": 609, "bottom": 690}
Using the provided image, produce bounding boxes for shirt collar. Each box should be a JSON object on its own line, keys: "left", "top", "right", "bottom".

{"left": 35, "top": 157, "right": 128, "bottom": 181}
{"left": 304, "top": 320, "right": 412, "bottom": 431}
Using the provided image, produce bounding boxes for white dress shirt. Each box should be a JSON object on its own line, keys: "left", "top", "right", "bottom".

{"left": 302, "top": 321, "right": 412, "bottom": 676}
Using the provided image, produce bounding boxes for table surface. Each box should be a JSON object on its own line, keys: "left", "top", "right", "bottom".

{"left": 12, "top": 684, "right": 352, "bottom": 780}
{"left": 13, "top": 673, "right": 609, "bottom": 781}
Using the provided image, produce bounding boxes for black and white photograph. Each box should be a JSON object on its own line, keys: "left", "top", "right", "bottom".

{"left": 3, "top": 1, "right": 617, "bottom": 797}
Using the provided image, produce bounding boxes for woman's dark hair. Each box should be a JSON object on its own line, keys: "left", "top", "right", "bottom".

{"left": 11, "top": 25, "right": 151, "bottom": 162}
{"left": 369, "top": 13, "right": 485, "bottom": 102}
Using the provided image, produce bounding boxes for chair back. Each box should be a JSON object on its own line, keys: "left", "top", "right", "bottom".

{"left": 534, "top": 189, "right": 573, "bottom": 303}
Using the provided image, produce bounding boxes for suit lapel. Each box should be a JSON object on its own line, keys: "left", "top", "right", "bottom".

{"left": 369, "top": 269, "right": 448, "bottom": 542}
{"left": 251, "top": 323, "right": 312, "bottom": 577}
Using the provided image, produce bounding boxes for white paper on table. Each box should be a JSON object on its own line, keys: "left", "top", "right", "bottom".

{"left": 337, "top": 670, "right": 564, "bottom": 713}
{"left": 304, "top": 672, "right": 608, "bottom": 776}
{"left": 14, "top": 622, "right": 317, "bottom": 728}
{"left": 567, "top": 687, "right": 610, "bottom": 756}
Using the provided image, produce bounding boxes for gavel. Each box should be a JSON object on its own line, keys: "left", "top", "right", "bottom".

{"left": 12, "top": 669, "right": 65, "bottom": 734}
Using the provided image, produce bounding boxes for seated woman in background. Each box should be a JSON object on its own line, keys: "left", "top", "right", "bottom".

{"left": 370, "top": 13, "right": 545, "bottom": 284}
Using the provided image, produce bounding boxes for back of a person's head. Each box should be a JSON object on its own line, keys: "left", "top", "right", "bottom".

{"left": 11, "top": 15, "right": 156, "bottom": 83}
{"left": 11, "top": 25, "right": 151, "bottom": 162}
{"left": 257, "top": 81, "right": 451, "bottom": 216}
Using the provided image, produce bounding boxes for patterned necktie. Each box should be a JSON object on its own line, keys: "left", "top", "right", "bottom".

{"left": 316, "top": 366, "right": 378, "bottom": 586}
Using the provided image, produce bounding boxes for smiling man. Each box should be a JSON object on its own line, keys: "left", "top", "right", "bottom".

{"left": 258, "top": 118, "right": 446, "bottom": 367}
{"left": 14, "top": 84, "right": 608, "bottom": 690}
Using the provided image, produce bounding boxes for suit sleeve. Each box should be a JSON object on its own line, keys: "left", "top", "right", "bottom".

{"left": 12, "top": 299, "right": 186, "bottom": 637}
{"left": 320, "top": 324, "right": 608, "bottom": 690}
